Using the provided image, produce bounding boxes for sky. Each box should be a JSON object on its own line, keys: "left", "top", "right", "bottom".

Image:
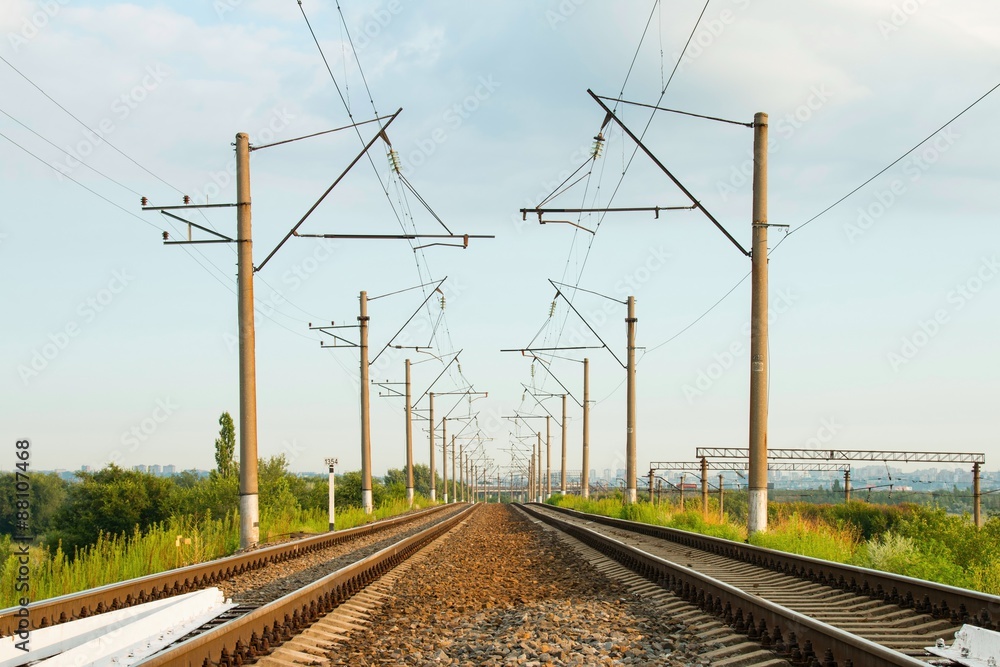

{"left": 1, "top": 0, "right": 998, "bottom": 486}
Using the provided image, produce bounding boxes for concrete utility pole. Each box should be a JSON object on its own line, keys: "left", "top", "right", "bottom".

{"left": 235, "top": 132, "right": 260, "bottom": 549}
{"left": 626, "top": 295, "right": 638, "bottom": 504}
{"left": 844, "top": 469, "right": 852, "bottom": 504}
{"left": 545, "top": 416, "right": 552, "bottom": 499}
{"left": 325, "top": 458, "right": 338, "bottom": 531}
{"left": 451, "top": 435, "right": 457, "bottom": 503}
{"left": 648, "top": 470, "right": 655, "bottom": 505}
{"left": 582, "top": 358, "right": 590, "bottom": 499}
{"left": 560, "top": 394, "right": 568, "bottom": 495}
{"left": 459, "top": 445, "right": 465, "bottom": 502}
{"left": 529, "top": 453, "right": 535, "bottom": 502}
{"left": 974, "top": 462, "right": 983, "bottom": 529}
{"left": 442, "top": 418, "right": 448, "bottom": 503}
{"left": 359, "top": 291, "right": 373, "bottom": 514}
{"left": 536, "top": 432, "right": 543, "bottom": 503}
{"left": 748, "top": 111, "right": 769, "bottom": 535}
{"left": 428, "top": 392, "right": 436, "bottom": 502}
{"left": 718, "top": 474, "right": 725, "bottom": 521}
{"left": 405, "top": 360, "right": 414, "bottom": 507}
{"left": 679, "top": 474, "right": 685, "bottom": 511}
{"left": 701, "top": 457, "right": 709, "bottom": 517}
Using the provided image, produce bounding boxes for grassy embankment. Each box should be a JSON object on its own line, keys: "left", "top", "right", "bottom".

{"left": 548, "top": 494, "right": 1000, "bottom": 594}
{"left": 0, "top": 498, "right": 428, "bottom": 607}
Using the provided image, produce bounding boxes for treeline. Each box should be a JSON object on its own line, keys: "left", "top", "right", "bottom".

{"left": 0, "top": 459, "right": 449, "bottom": 557}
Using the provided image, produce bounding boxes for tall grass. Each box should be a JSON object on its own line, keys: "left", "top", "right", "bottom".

{"left": 548, "top": 495, "right": 1000, "bottom": 595}
{"left": 748, "top": 513, "right": 859, "bottom": 563}
{"left": 1, "top": 513, "right": 239, "bottom": 607}
{"left": 0, "top": 497, "right": 431, "bottom": 608}
{"left": 550, "top": 494, "right": 745, "bottom": 542}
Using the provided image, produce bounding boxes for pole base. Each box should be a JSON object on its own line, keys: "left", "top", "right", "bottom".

{"left": 239, "top": 493, "right": 259, "bottom": 549}
{"left": 362, "top": 489, "right": 373, "bottom": 515}
{"left": 748, "top": 489, "right": 768, "bottom": 534}
{"left": 406, "top": 487, "right": 414, "bottom": 507}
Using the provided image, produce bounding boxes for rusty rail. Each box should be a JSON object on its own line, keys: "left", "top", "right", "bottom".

{"left": 137, "top": 503, "right": 478, "bottom": 666}
{"left": 519, "top": 503, "right": 929, "bottom": 667}
{"left": 0, "top": 503, "right": 455, "bottom": 637}
{"left": 536, "top": 503, "right": 1000, "bottom": 631}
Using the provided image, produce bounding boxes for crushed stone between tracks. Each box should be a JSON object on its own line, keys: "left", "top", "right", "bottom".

{"left": 327, "top": 504, "right": 709, "bottom": 666}
{"left": 220, "top": 507, "right": 462, "bottom": 606}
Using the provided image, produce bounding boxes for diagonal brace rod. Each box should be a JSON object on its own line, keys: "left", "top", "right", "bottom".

{"left": 160, "top": 211, "right": 234, "bottom": 241}
{"left": 256, "top": 108, "right": 402, "bottom": 272}
{"left": 549, "top": 279, "right": 625, "bottom": 369}
{"left": 588, "top": 90, "right": 749, "bottom": 257}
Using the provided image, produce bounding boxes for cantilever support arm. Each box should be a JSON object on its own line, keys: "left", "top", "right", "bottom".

{"left": 256, "top": 108, "right": 403, "bottom": 272}
{"left": 587, "top": 90, "right": 750, "bottom": 257}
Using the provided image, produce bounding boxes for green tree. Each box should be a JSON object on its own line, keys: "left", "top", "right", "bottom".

{"left": 214, "top": 412, "right": 237, "bottom": 478}
{"left": 0, "top": 472, "right": 68, "bottom": 537}
{"left": 258, "top": 455, "right": 298, "bottom": 516}
{"left": 382, "top": 468, "right": 406, "bottom": 500}
{"left": 288, "top": 474, "right": 328, "bottom": 512}
{"left": 46, "top": 465, "right": 175, "bottom": 554}
{"left": 335, "top": 471, "right": 387, "bottom": 508}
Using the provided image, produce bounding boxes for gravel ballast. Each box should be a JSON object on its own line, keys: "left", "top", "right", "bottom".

{"left": 327, "top": 504, "right": 709, "bottom": 666}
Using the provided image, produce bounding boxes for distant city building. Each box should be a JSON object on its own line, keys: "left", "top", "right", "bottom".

{"left": 589, "top": 469, "right": 597, "bottom": 483}
{"left": 163, "top": 464, "right": 177, "bottom": 475}
{"left": 603, "top": 468, "right": 611, "bottom": 481}
{"left": 150, "top": 464, "right": 162, "bottom": 475}
{"left": 134, "top": 464, "right": 148, "bottom": 473}
{"left": 80, "top": 465, "right": 92, "bottom": 472}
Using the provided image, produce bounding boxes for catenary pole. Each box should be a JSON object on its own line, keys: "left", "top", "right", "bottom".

{"left": 442, "top": 418, "right": 448, "bottom": 503}
{"left": 359, "top": 291, "right": 373, "bottom": 514}
{"left": 560, "top": 394, "right": 568, "bottom": 495}
{"left": 429, "top": 392, "right": 436, "bottom": 502}
{"left": 748, "top": 111, "right": 769, "bottom": 535}
{"left": 545, "top": 416, "right": 552, "bottom": 499}
{"left": 235, "top": 132, "right": 259, "bottom": 549}
{"left": 582, "top": 358, "right": 590, "bottom": 499}
{"left": 626, "top": 295, "right": 637, "bottom": 504}
{"left": 405, "top": 359, "right": 414, "bottom": 507}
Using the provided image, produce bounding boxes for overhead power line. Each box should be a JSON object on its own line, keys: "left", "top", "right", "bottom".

{"left": 772, "top": 78, "right": 1000, "bottom": 253}
{"left": 0, "top": 54, "right": 184, "bottom": 196}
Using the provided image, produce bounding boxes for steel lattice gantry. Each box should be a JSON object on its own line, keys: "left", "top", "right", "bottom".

{"left": 649, "top": 461, "right": 852, "bottom": 516}
{"left": 694, "top": 448, "right": 984, "bottom": 464}
{"left": 694, "top": 448, "right": 988, "bottom": 528}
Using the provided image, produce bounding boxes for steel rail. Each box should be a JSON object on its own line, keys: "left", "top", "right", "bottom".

{"left": 518, "top": 504, "right": 929, "bottom": 667}
{"left": 0, "top": 504, "right": 454, "bottom": 637}
{"left": 137, "top": 503, "right": 479, "bottom": 666}
{"left": 537, "top": 503, "right": 1000, "bottom": 631}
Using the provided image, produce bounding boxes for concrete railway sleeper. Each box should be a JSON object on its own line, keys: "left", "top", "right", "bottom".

{"left": 134, "top": 503, "right": 479, "bottom": 666}
{"left": 0, "top": 503, "right": 457, "bottom": 638}
{"left": 520, "top": 503, "right": 937, "bottom": 667}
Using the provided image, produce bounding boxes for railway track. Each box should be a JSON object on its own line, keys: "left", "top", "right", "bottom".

{"left": 522, "top": 502, "right": 1000, "bottom": 666}
{"left": 0, "top": 503, "right": 457, "bottom": 638}
{"left": 136, "top": 502, "right": 479, "bottom": 666}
